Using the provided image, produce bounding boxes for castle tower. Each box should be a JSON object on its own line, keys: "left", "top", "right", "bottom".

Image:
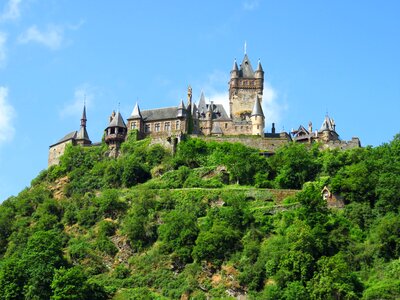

{"left": 176, "top": 99, "right": 187, "bottom": 133}
{"left": 250, "top": 97, "right": 265, "bottom": 136}
{"left": 75, "top": 105, "right": 92, "bottom": 145}
{"left": 319, "top": 114, "right": 339, "bottom": 142}
{"left": 229, "top": 54, "right": 264, "bottom": 122}
{"left": 204, "top": 101, "right": 213, "bottom": 136}
{"left": 127, "top": 102, "right": 143, "bottom": 134}
{"left": 105, "top": 110, "right": 127, "bottom": 158}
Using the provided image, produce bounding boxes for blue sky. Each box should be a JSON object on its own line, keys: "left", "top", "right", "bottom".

{"left": 0, "top": 0, "right": 399, "bottom": 201}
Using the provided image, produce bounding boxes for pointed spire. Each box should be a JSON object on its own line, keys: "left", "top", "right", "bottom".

{"left": 81, "top": 105, "right": 87, "bottom": 127}
{"left": 256, "top": 59, "right": 263, "bottom": 72}
{"left": 320, "top": 114, "right": 335, "bottom": 132}
{"left": 177, "top": 99, "right": 186, "bottom": 118}
{"left": 251, "top": 98, "right": 264, "bottom": 117}
{"left": 198, "top": 91, "right": 206, "bottom": 112}
{"left": 130, "top": 102, "right": 142, "bottom": 119}
{"left": 232, "top": 58, "right": 239, "bottom": 71}
{"left": 240, "top": 54, "right": 255, "bottom": 77}
{"left": 76, "top": 104, "right": 91, "bottom": 143}
{"left": 178, "top": 99, "right": 186, "bottom": 110}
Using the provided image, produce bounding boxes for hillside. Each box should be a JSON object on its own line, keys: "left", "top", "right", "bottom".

{"left": 0, "top": 134, "right": 399, "bottom": 299}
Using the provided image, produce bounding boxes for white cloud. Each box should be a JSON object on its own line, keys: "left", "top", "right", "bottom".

{"left": 18, "top": 25, "right": 63, "bottom": 50}
{"left": 0, "top": 32, "right": 7, "bottom": 68}
{"left": 60, "top": 85, "right": 95, "bottom": 118}
{"left": 0, "top": 87, "right": 15, "bottom": 145}
{"left": 0, "top": 0, "right": 21, "bottom": 22}
{"left": 262, "top": 82, "right": 288, "bottom": 131}
{"left": 243, "top": 0, "right": 259, "bottom": 11}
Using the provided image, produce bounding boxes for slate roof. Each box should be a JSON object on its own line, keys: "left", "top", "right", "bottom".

{"left": 251, "top": 98, "right": 264, "bottom": 117}
{"left": 239, "top": 54, "right": 255, "bottom": 78}
{"left": 141, "top": 107, "right": 179, "bottom": 121}
{"left": 108, "top": 111, "right": 127, "bottom": 128}
{"left": 129, "top": 103, "right": 142, "bottom": 119}
{"left": 76, "top": 126, "right": 90, "bottom": 141}
{"left": 49, "top": 131, "right": 77, "bottom": 147}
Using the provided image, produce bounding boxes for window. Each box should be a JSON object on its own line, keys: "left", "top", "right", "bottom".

{"left": 155, "top": 123, "right": 160, "bottom": 132}
{"left": 225, "top": 123, "right": 228, "bottom": 129}
{"left": 145, "top": 124, "right": 151, "bottom": 133}
{"left": 164, "top": 122, "right": 171, "bottom": 131}
{"left": 131, "top": 122, "right": 136, "bottom": 130}
{"left": 176, "top": 120, "right": 180, "bottom": 130}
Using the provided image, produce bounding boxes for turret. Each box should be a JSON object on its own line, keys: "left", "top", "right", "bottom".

{"left": 75, "top": 105, "right": 92, "bottom": 145}
{"left": 105, "top": 110, "right": 127, "bottom": 158}
{"left": 127, "top": 102, "right": 143, "bottom": 133}
{"left": 250, "top": 98, "right": 264, "bottom": 136}
{"left": 230, "top": 59, "right": 239, "bottom": 79}
{"left": 255, "top": 59, "right": 264, "bottom": 79}
{"left": 203, "top": 101, "right": 213, "bottom": 136}
{"left": 177, "top": 99, "right": 186, "bottom": 118}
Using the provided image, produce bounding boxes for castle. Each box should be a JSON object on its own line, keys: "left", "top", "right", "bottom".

{"left": 48, "top": 52, "right": 361, "bottom": 167}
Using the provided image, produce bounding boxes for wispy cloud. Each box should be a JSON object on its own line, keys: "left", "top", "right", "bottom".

{"left": 18, "top": 25, "right": 63, "bottom": 50}
{"left": 0, "top": 87, "right": 15, "bottom": 145}
{"left": 0, "top": 32, "right": 7, "bottom": 68}
{"left": 262, "top": 82, "right": 288, "bottom": 131}
{"left": 243, "top": 0, "right": 260, "bottom": 11}
{"left": 0, "top": 0, "right": 21, "bottom": 22}
{"left": 60, "top": 85, "right": 96, "bottom": 118}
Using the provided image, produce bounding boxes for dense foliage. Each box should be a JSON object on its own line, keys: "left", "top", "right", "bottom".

{"left": 0, "top": 134, "right": 399, "bottom": 299}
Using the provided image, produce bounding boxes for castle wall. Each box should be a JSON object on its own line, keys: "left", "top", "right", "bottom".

{"left": 48, "top": 140, "right": 74, "bottom": 167}
{"left": 191, "top": 135, "right": 290, "bottom": 152}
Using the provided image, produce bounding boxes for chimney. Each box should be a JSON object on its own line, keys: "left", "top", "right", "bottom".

{"left": 272, "top": 123, "right": 276, "bottom": 134}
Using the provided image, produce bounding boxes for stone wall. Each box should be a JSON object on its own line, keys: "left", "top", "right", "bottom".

{"left": 48, "top": 140, "right": 73, "bottom": 167}
{"left": 192, "top": 135, "right": 290, "bottom": 152}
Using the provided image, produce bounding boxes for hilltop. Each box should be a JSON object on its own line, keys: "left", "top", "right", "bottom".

{"left": 0, "top": 134, "right": 399, "bottom": 299}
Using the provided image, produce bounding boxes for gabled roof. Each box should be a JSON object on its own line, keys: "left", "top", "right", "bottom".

{"left": 49, "top": 131, "right": 77, "bottom": 147}
{"left": 251, "top": 98, "right": 264, "bottom": 117}
{"left": 108, "top": 111, "right": 127, "bottom": 128}
{"left": 199, "top": 103, "right": 230, "bottom": 121}
{"left": 239, "top": 54, "right": 255, "bottom": 78}
{"left": 141, "top": 107, "right": 179, "bottom": 121}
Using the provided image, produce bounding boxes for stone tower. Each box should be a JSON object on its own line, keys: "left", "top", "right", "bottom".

{"left": 250, "top": 97, "right": 265, "bottom": 136}
{"left": 105, "top": 110, "right": 127, "bottom": 158}
{"left": 229, "top": 55, "right": 264, "bottom": 121}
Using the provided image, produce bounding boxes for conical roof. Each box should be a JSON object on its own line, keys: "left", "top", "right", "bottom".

{"left": 232, "top": 59, "right": 239, "bottom": 71}
{"left": 251, "top": 98, "right": 264, "bottom": 117}
{"left": 76, "top": 126, "right": 90, "bottom": 141}
{"left": 177, "top": 99, "right": 186, "bottom": 118}
{"left": 256, "top": 59, "right": 263, "bottom": 72}
{"left": 130, "top": 102, "right": 142, "bottom": 119}
{"left": 198, "top": 91, "right": 207, "bottom": 112}
{"left": 239, "top": 54, "right": 255, "bottom": 78}
{"left": 320, "top": 115, "right": 335, "bottom": 132}
{"left": 108, "top": 111, "right": 127, "bottom": 128}
{"left": 76, "top": 105, "right": 91, "bottom": 142}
